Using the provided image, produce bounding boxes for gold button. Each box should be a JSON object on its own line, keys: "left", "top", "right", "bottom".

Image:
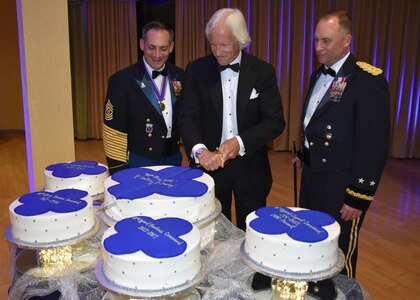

{"left": 322, "top": 158, "right": 327, "bottom": 163}
{"left": 324, "top": 142, "right": 329, "bottom": 146}
{"left": 148, "top": 133, "right": 152, "bottom": 137}
{"left": 149, "top": 147, "right": 153, "bottom": 151}
{"left": 327, "top": 125, "right": 332, "bottom": 130}
{"left": 161, "top": 136, "right": 165, "bottom": 139}
{"left": 325, "top": 133, "right": 332, "bottom": 140}
{"left": 309, "top": 142, "right": 314, "bottom": 146}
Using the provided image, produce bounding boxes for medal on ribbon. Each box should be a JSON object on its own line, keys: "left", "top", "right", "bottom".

{"left": 329, "top": 76, "right": 347, "bottom": 102}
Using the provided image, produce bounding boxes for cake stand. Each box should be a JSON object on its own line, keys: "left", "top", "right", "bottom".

{"left": 95, "top": 258, "right": 205, "bottom": 299}
{"left": 5, "top": 217, "right": 100, "bottom": 277}
{"left": 240, "top": 241, "right": 345, "bottom": 299}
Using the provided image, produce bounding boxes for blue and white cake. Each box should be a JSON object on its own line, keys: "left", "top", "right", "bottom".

{"left": 44, "top": 160, "right": 108, "bottom": 200}
{"left": 101, "top": 216, "right": 201, "bottom": 291}
{"left": 103, "top": 166, "right": 215, "bottom": 225}
{"left": 244, "top": 206, "right": 340, "bottom": 274}
{"left": 9, "top": 189, "right": 95, "bottom": 245}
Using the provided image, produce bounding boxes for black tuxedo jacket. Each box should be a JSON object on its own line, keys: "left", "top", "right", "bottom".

{"left": 103, "top": 60, "right": 187, "bottom": 174}
{"left": 177, "top": 51, "right": 285, "bottom": 190}
{"left": 301, "top": 54, "right": 390, "bottom": 210}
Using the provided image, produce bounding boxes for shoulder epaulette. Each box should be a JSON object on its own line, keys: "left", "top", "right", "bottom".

{"left": 356, "top": 61, "right": 383, "bottom": 76}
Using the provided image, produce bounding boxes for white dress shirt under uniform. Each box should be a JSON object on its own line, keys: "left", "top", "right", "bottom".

{"left": 303, "top": 52, "right": 350, "bottom": 148}
{"left": 143, "top": 57, "right": 173, "bottom": 138}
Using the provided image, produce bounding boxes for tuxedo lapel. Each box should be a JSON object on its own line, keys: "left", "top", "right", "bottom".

{"left": 237, "top": 53, "right": 257, "bottom": 125}
{"left": 206, "top": 58, "right": 224, "bottom": 119}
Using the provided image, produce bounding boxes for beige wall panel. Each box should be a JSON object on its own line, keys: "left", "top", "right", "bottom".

{"left": 19, "top": 0, "right": 75, "bottom": 190}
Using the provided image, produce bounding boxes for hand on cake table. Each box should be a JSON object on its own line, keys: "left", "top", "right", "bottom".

{"left": 340, "top": 204, "right": 362, "bottom": 221}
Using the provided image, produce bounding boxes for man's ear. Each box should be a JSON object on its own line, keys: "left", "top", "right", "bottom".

{"left": 139, "top": 38, "right": 145, "bottom": 51}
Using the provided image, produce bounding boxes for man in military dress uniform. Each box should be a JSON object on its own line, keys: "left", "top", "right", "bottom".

{"left": 103, "top": 21, "right": 186, "bottom": 174}
{"left": 297, "top": 10, "right": 390, "bottom": 278}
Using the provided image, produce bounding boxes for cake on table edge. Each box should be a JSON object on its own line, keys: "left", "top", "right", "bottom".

{"left": 44, "top": 160, "right": 108, "bottom": 200}
{"left": 243, "top": 206, "right": 341, "bottom": 275}
{"left": 8, "top": 189, "right": 95, "bottom": 246}
{"left": 102, "top": 165, "right": 216, "bottom": 225}
{"left": 100, "top": 216, "right": 202, "bottom": 292}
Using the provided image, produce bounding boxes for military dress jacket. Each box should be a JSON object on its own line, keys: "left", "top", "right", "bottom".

{"left": 301, "top": 54, "right": 390, "bottom": 211}
{"left": 103, "top": 60, "right": 186, "bottom": 174}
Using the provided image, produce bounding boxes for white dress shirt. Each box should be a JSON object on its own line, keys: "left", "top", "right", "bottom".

{"left": 143, "top": 57, "right": 173, "bottom": 138}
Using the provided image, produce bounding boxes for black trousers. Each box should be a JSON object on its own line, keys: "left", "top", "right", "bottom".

{"left": 299, "top": 165, "right": 365, "bottom": 278}
{"left": 209, "top": 155, "right": 271, "bottom": 231}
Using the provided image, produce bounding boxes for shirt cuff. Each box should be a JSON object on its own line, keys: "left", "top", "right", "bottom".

{"left": 191, "top": 143, "right": 207, "bottom": 163}
{"left": 234, "top": 136, "right": 245, "bottom": 156}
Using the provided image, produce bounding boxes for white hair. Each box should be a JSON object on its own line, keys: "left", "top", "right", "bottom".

{"left": 205, "top": 8, "right": 251, "bottom": 50}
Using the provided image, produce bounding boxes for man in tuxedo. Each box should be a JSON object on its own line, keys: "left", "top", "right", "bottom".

{"left": 297, "top": 10, "right": 390, "bottom": 278}
{"left": 103, "top": 21, "right": 186, "bottom": 174}
{"left": 177, "top": 8, "right": 285, "bottom": 231}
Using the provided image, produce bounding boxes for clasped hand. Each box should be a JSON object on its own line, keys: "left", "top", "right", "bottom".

{"left": 198, "top": 137, "right": 240, "bottom": 172}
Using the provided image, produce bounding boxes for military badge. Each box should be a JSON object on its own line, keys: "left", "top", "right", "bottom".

{"left": 172, "top": 80, "right": 182, "bottom": 96}
{"left": 145, "top": 123, "right": 153, "bottom": 134}
{"left": 329, "top": 77, "right": 347, "bottom": 102}
{"left": 105, "top": 99, "right": 113, "bottom": 121}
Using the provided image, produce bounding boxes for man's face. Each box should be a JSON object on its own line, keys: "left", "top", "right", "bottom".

{"left": 314, "top": 17, "right": 351, "bottom": 67}
{"left": 208, "top": 23, "right": 241, "bottom": 66}
{"left": 140, "top": 28, "right": 174, "bottom": 70}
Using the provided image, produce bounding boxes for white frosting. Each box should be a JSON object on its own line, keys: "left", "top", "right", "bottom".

{"left": 9, "top": 190, "right": 95, "bottom": 245}
{"left": 44, "top": 161, "right": 108, "bottom": 200}
{"left": 244, "top": 206, "right": 340, "bottom": 274}
{"left": 101, "top": 217, "right": 201, "bottom": 291}
{"left": 103, "top": 166, "right": 215, "bottom": 224}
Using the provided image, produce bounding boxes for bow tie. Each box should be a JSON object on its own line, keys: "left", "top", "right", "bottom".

{"left": 321, "top": 67, "right": 336, "bottom": 77}
{"left": 152, "top": 67, "right": 168, "bottom": 79}
{"left": 218, "top": 63, "right": 240, "bottom": 72}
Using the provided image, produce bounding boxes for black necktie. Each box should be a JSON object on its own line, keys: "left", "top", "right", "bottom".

{"left": 152, "top": 67, "right": 168, "bottom": 79}
{"left": 218, "top": 63, "right": 240, "bottom": 72}
{"left": 321, "top": 67, "right": 336, "bottom": 77}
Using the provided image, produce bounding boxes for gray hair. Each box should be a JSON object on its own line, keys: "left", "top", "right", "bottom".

{"left": 205, "top": 8, "right": 251, "bottom": 50}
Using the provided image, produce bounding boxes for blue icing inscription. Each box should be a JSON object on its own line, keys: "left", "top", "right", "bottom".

{"left": 104, "top": 216, "right": 193, "bottom": 258}
{"left": 108, "top": 166, "right": 208, "bottom": 199}
{"left": 15, "top": 189, "right": 89, "bottom": 216}
{"left": 250, "top": 206, "right": 336, "bottom": 242}
{"left": 46, "top": 160, "right": 107, "bottom": 178}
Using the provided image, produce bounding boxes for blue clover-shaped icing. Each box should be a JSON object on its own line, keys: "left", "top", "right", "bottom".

{"left": 108, "top": 166, "right": 208, "bottom": 199}
{"left": 15, "top": 189, "right": 89, "bottom": 216}
{"left": 46, "top": 160, "right": 107, "bottom": 178}
{"left": 250, "top": 206, "right": 336, "bottom": 242}
{"left": 104, "top": 216, "right": 193, "bottom": 257}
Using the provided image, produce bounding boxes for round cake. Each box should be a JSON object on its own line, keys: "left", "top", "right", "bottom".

{"left": 243, "top": 206, "right": 340, "bottom": 275}
{"left": 103, "top": 165, "right": 216, "bottom": 224}
{"left": 8, "top": 189, "right": 95, "bottom": 246}
{"left": 101, "top": 216, "right": 201, "bottom": 292}
{"left": 44, "top": 160, "right": 108, "bottom": 200}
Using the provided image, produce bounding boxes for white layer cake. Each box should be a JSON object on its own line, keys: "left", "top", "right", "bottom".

{"left": 103, "top": 166, "right": 215, "bottom": 224}
{"left": 244, "top": 206, "right": 340, "bottom": 274}
{"left": 9, "top": 189, "right": 95, "bottom": 245}
{"left": 44, "top": 160, "right": 108, "bottom": 200}
{"left": 101, "top": 216, "right": 201, "bottom": 291}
